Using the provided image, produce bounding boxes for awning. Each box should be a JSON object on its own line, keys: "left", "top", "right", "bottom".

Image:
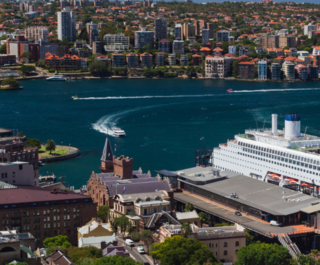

{"left": 300, "top": 204, "right": 320, "bottom": 214}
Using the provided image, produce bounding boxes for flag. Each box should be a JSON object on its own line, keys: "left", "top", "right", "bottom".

{"left": 123, "top": 187, "right": 126, "bottom": 194}
{"left": 200, "top": 137, "right": 204, "bottom": 140}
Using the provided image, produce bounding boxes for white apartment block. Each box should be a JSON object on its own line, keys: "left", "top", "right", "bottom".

{"left": 58, "top": 7, "right": 76, "bottom": 41}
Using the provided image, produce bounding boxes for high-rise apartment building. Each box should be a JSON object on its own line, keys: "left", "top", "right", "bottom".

{"left": 304, "top": 25, "right": 316, "bottom": 36}
{"left": 25, "top": 27, "right": 49, "bottom": 42}
{"left": 271, "top": 63, "right": 281, "bottom": 80}
{"left": 202, "top": 29, "right": 210, "bottom": 44}
{"left": 261, "top": 34, "right": 279, "bottom": 49}
{"left": 258, "top": 60, "right": 267, "bottom": 80}
{"left": 279, "top": 35, "right": 296, "bottom": 48}
{"left": 175, "top": 24, "right": 182, "bottom": 40}
{"left": 216, "top": 30, "right": 229, "bottom": 42}
{"left": 86, "top": 22, "right": 98, "bottom": 46}
{"left": 205, "top": 56, "right": 233, "bottom": 78}
{"left": 134, "top": 28, "right": 154, "bottom": 49}
{"left": 57, "top": 7, "right": 76, "bottom": 41}
{"left": 172, "top": 40, "right": 185, "bottom": 54}
{"left": 207, "top": 23, "right": 214, "bottom": 39}
{"left": 154, "top": 17, "right": 167, "bottom": 41}
{"left": 282, "top": 61, "right": 295, "bottom": 80}
{"left": 182, "top": 23, "right": 195, "bottom": 40}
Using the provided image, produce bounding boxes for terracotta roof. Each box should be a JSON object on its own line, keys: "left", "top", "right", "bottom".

{"left": 238, "top": 62, "right": 254, "bottom": 65}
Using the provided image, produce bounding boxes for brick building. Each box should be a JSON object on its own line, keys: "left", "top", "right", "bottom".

{"left": 0, "top": 54, "right": 16, "bottom": 65}
{"left": 0, "top": 139, "right": 39, "bottom": 184}
{"left": 87, "top": 137, "right": 172, "bottom": 208}
{"left": 45, "top": 53, "right": 83, "bottom": 71}
{"left": 238, "top": 61, "right": 255, "bottom": 79}
{"left": 0, "top": 182, "right": 96, "bottom": 247}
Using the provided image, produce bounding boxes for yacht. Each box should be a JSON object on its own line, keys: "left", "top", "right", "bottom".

{"left": 113, "top": 128, "right": 126, "bottom": 137}
{"left": 46, "top": 75, "right": 67, "bottom": 81}
{"left": 213, "top": 113, "right": 320, "bottom": 194}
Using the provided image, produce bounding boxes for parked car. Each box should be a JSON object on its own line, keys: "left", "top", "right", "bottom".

{"left": 137, "top": 246, "right": 145, "bottom": 254}
{"left": 235, "top": 211, "right": 242, "bottom": 216}
{"left": 125, "top": 239, "right": 135, "bottom": 247}
{"left": 270, "top": 220, "right": 282, "bottom": 226}
{"left": 174, "top": 189, "right": 183, "bottom": 193}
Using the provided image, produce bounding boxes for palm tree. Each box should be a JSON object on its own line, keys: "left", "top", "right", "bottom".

{"left": 198, "top": 212, "right": 207, "bottom": 227}
{"left": 45, "top": 139, "right": 56, "bottom": 154}
{"left": 181, "top": 223, "right": 192, "bottom": 238}
{"left": 184, "top": 202, "right": 194, "bottom": 212}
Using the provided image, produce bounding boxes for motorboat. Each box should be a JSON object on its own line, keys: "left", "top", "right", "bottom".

{"left": 46, "top": 75, "right": 67, "bottom": 81}
{"left": 227, "top": 89, "right": 234, "bottom": 93}
{"left": 113, "top": 128, "right": 126, "bottom": 137}
{"left": 71, "top": 95, "right": 79, "bottom": 100}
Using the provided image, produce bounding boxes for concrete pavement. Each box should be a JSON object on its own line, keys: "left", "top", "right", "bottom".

{"left": 116, "top": 236, "right": 155, "bottom": 265}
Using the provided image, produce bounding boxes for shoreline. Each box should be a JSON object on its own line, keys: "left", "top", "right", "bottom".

{"left": 17, "top": 75, "right": 319, "bottom": 83}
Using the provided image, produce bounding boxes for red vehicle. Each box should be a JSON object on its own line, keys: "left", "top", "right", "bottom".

{"left": 227, "top": 89, "right": 234, "bottom": 93}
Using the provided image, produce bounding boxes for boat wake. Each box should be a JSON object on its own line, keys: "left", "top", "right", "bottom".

{"left": 233, "top": 88, "right": 320, "bottom": 93}
{"left": 92, "top": 102, "right": 181, "bottom": 136}
{"left": 76, "top": 94, "right": 219, "bottom": 100}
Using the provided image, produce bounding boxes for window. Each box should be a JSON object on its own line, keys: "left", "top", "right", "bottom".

{"left": 224, "top": 250, "right": 228, "bottom": 256}
{"left": 224, "top": 242, "right": 228, "bottom": 247}
{"left": 235, "top": 241, "right": 239, "bottom": 246}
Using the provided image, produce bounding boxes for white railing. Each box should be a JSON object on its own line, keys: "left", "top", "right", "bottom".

{"left": 278, "top": 234, "right": 301, "bottom": 259}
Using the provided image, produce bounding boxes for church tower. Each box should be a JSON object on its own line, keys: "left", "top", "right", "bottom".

{"left": 99, "top": 137, "right": 114, "bottom": 173}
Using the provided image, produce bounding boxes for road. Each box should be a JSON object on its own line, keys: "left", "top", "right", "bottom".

{"left": 116, "top": 236, "right": 155, "bottom": 265}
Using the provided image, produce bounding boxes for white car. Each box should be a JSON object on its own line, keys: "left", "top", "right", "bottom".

{"left": 137, "top": 246, "right": 145, "bottom": 254}
{"left": 125, "top": 239, "right": 135, "bottom": 247}
{"left": 270, "top": 220, "right": 282, "bottom": 226}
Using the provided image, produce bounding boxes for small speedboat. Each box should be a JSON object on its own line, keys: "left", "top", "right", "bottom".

{"left": 227, "top": 89, "right": 234, "bottom": 93}
{"left": 71, "top": 95, "right": 79, "bottom": 100}
{"left": 113, "top": 128, "right": 126, "bottom": 137}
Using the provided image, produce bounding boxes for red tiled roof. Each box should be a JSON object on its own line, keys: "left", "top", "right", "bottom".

{"left": 238, "top": 62, "right": 254, "bottom": 65}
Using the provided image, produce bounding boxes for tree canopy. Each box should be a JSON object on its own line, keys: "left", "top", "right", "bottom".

{"left": 235, "top": 242, "right": 292, "bottom": 265}
{"left": 97, "top": 205, "right": 110, "bottom": 222}
{"left": 68, "top": 246, "right": 102, "bottom": 264}
{"left": 45, "top": 139, "right": 56, "bottom": 154}
{"left": 2, "top": 78, "right": 19, "bottom": 88}
{"left": 151, "top": 236, "right": 220, "bottom": 265}
{"left": 184, "top": 202, "right": 195, "bottom": 212}
{"left": 21, "top": 65, "right": 36, "bottom": 75}
{"left": 43, "top": 235, "right": 71, "bottom": 248}
{"left": 26, "top": 138, "right": 41, "bottom": 149}
{"left": 89, "top": 61, "right": 110, "bottom": 77}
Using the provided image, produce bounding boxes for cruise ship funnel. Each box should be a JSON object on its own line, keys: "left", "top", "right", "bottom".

{"left": 285, "top": 113, "right": 301, "bottom": 140}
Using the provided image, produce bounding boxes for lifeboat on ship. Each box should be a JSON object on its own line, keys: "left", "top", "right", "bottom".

{"left": 287, "top": 178, "right": 299, "bottom": 184}
{"left": 301, "top": 182, "right": 313, "bottom": 189}
{"left": 267, "top": 173, "right": 281, "bottom": 182}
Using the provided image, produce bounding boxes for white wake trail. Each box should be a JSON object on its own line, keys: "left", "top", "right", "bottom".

{"left": 233, "top": 88, "right": 320, "bottom": 93}
{"left": 77, "top": 94, "right": 219, "bottom": 100}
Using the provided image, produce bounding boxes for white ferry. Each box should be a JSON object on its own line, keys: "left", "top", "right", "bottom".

{"left": 113, "top": 128, "right": 126, "bottom": 137}
{"left": 46, "top": 75, "right": 67, "bottom": 81}
{"left": 213, "top": 113, "right": 320, "bottom": 194}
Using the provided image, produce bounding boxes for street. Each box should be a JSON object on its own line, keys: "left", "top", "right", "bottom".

{"left": 116, "top": 236, "right": 155, "bottom": 265}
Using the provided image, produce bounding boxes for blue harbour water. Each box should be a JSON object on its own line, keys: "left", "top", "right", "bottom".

{"left": 2, "top": 79, "right": 320, "bottom": 187}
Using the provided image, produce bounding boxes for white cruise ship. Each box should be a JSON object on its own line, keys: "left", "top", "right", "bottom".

{"left": 213, "top": 113, "right": 320, "bottom": 193}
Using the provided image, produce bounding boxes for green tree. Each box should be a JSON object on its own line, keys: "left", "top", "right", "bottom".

{"left": 21, "top": 65, "right": 36, "bottom": 75}
{"left": 181, "top": 223, "right": 192, "bottom": 238}
{"left": 89, "top": 61, "right": 109, "bottom": 77}
{"left": 46, "top": 246, "right": 68, "bottom": 257}
{"left": 97, "top": 205, "right": 110, "bottom": 222}
{"left": 235, "top": 242, "right": 292, "bottom": 265}
{"left": 113, "top": 215, "right": 130, "bottom": 235}
{"left": 184, "top": 202, "right": 194, "bottom": 212}
{"left": 198, "top": 212, "right": 207, "bottom": 227}
{"left": 140, "top": 230, "right": 153, "bottom": 253}
{"left": 68, "top": 246, "right": 102, "bottom": 264}
{"left": 19, "top": 51, "right": 32, "bottom": 60}
{"left": 2, "top": 78, "right": 19, "bottom": 87}
{"left": 26, "top": 138, "right": 41, "bottom": 149}
{"left": 0, "top": 43, "right": 6, "bottom": 54}
{"left": 151, "top": 236, "right": 220, "bottom": 265}
{"left": 130, "top": 231, "right": 140, "bottom": 241}
{"left": 43, "top": 235, "right": 71, "bottom": 248}
{"left": 45, "top": 139, "right": 56, "bottom": 154}
{"left": 92, "top": 255, "right": 142, "bottom": 264}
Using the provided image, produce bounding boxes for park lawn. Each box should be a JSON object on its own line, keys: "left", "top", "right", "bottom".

{"left": 39, "top": 146, "right": 70, "bottom": 157}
